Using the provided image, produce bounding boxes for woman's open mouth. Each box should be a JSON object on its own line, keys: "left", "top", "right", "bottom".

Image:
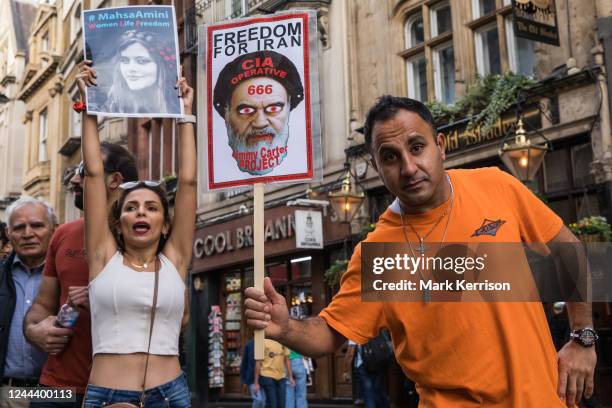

{"left": 132, "top": 221, "right": 151, "bottom": 235}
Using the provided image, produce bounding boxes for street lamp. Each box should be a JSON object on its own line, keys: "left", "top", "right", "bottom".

{"left": 328, "top": 163, "right": 365, "bottom": 223}
{"left": 499, "top": 117, "right": 549, "bottom": 182}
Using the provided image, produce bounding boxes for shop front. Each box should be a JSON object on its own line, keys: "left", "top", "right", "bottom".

{"left": 189, "top": 204, "right": 353, "bottom": 403}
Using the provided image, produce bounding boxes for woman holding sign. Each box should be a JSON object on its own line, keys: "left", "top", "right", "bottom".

{"left": 76, "top": 60, "right": 196, "bottom": 408}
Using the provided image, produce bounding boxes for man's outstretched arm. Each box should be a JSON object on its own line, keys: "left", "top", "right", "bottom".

{"left": 548, "top": 225, "right": 597, "bottom": 407}
{"left": 244, "top": 277, "right": 346, "bottom": 358}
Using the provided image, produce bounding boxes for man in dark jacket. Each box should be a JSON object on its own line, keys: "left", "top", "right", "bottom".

{"left": 241, "top": 338, "right": 265, "bottom": 408}
{"left": 0, "top": 197, "right": 56, "bottom": 408}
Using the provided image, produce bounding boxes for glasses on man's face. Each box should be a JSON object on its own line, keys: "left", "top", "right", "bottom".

{"left": 119, "top": 180, "right": 162, "bottom": 190}
{"left": 76, "top": 161, "right": 116, "bottom": 178}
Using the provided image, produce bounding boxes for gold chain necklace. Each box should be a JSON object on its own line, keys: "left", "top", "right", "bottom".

{"left": 400, "top": 173, "right": 454, "bottom": 302}
{"left": 125, "top": 254, "right": 156, "bottom": 269}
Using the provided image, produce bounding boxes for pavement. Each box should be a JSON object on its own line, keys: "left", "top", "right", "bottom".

{"left": 207, "top": 401, "right": 354, "bottom": 408}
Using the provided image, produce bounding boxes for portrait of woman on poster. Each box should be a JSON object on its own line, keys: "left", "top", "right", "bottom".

{"left": 93, "top": 30, "right": 181, "bottom": 116}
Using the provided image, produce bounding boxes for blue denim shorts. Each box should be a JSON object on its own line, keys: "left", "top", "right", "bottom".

{"left": 83, "top": 372, "right": 190, "bottom": 408}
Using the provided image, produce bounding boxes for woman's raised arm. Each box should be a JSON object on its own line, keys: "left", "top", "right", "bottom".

{"left": 164, "top": 75, "right": 197, "bottom": 276}
{"left": 77, "top": 60, "right": 117, "bottom": 278}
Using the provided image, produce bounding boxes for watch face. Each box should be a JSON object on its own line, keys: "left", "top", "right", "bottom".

{"left": 580, "top": 329, "right": 597, "bottom": 345}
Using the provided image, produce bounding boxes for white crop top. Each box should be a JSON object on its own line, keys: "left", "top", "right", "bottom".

{"left": 89, "top": 252, "right": 185, "bottom": 356}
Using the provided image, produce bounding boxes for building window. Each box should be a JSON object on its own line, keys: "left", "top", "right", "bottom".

{"left": 41, "top": 33, "right": 49, "bottom": 52}
{"left": 475, "top": 23, "right": 501, "bottom": 75}
{"left": 433, "top": 42, "right": 455, "bottom": 104}
{"left": 505, "top": 17, "right": 536, "bottom": 76}
{"left": 38, "top": 108, "right": 48, "bottom": 162}
{"left": 225, "top": 0, "right": 245, "bottom": 19}
{"left": 405, "top": 13, "right": 424, "bottom": 48}
{"left": 70, "top": 4, "right": 82, "bottom": 43}
{"left": 473, "top": 0, "right": 497, "bottom": 18}
{"left": 469, "top": 3, "right": 537, "bottom": 78}
{"left": 430, "top": 2, "right": 452, "bottom": 37}
{"left": 401, "top": 3, "right": 455, "bottom": 103}
{"left": 406, "top": 55, "right": 428, "bottom": 102}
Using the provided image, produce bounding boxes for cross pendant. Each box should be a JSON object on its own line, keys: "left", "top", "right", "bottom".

{"left": 423, "top": 288, "right": 431, "bottom": 303}
{"left": 418, "top": 238, "right": 426, "bottom": 254}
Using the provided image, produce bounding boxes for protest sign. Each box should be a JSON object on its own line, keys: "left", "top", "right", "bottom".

{"left": 199, "top": 12, "right": 321, "bottom": 190}
{"left": 82, "top": 6, "right": 183, "bottom": 118}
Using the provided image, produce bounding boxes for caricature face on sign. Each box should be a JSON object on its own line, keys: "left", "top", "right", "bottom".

{"left": 119, "top": 42, "right": 159, "bottom": 91}
{"left": 225, "top": 77, "right": 290, "bottom": 175}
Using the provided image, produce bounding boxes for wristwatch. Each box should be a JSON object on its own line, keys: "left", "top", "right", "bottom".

{"left": 177, "top": 114, "right": 196, "bottom": 124}
{"left": 570, "top": 328, "right": 598, "bottom": 347}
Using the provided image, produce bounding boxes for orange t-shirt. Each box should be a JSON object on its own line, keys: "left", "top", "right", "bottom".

{"left": 320, "top": 167, "right": 565, "bottom": 407}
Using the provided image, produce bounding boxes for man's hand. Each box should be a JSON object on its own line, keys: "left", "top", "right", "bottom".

{"left": 288, "top": 376, "right": 296, "bottom": 387}
{"left": 68, "top": 286, "right": 89, "bottom": 309}
{"left": 252, "top": 382, "right": 260, "bottom": 395}
{"left": 244, "top": 277, "right": 290, "bottom": 340}
{"left": 557, "top": 341, "right": 597, "bottom": 407}
{"left": 25, "top": 315, "right": 73, "bottom": 356}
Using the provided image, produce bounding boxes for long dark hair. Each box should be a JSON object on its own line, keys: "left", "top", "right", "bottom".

{"left": 110, "top": 184, "right": 171, "bottom": 254}
{"left": 106, "top": 30, "right": 176, "bottom": 113}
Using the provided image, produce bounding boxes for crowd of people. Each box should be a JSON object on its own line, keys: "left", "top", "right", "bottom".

{"left": 0, "top": 39, "right": 599, "bottom": 408}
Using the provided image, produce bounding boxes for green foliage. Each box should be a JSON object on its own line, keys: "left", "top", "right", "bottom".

{"left": 324, "top": 223, "right": 377, "bottom": 288}
{"left": 324, "top": 259, "right": 349, "bottom": 288}
{"left": 427, "top": 73, "right": 536, "bottom": 134}
{"left": 569, "top": 216, "right": 611, "bottom": 241}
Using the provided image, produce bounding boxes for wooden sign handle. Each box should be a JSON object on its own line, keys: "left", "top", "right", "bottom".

{"left": 253, "top": 183, "right": 265, "bottom": 360}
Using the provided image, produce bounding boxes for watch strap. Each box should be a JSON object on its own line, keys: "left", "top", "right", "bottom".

{"left": 177, "top": 114, "right": 196, "bottom": 124}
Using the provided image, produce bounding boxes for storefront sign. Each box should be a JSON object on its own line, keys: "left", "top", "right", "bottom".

{"left": 442, "top": 108, "right": 540, "bottom": 154}
{"left": 191, "top": 205, "right": 350, "bottom": 272}
{"left": 512, "top": 0, "right": 560, "bottom": 46}
{"left": 295, "top": 210, "right": 323, "bottom": 249}
{"left": 194, "top": 214, "right": 294, "bottom": 258}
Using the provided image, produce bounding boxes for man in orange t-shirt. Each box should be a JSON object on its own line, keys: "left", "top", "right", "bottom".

{"left": 245, "top": 96, "right": 597, "bottom": 407}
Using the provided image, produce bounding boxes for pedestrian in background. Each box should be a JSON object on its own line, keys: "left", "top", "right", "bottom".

{"left": 241, "top": 338, "right": 265, "bottom": 408}
{"left": 255, "top": 339, "right": 294, "bottom": 408}
{"left": 0, "top": 197, "right": 56, "bottom": 408}
{"left": 0, "top": 222, "right": 11, "bottom": 261}
{"left": 285, "top": 350, "right": 308, "bottom": 408}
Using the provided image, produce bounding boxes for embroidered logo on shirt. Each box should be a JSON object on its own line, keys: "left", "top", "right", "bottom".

{"left": 471, "top": 219, "right": 506, "bottom": 237}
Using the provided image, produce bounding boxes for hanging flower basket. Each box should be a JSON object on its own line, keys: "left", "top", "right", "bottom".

{"left": 569, "top": 216, "right": 611, "bottom": 242}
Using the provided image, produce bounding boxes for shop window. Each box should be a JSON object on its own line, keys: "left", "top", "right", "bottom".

{"left": 407, "top": 55, "right": 428, "bottom": 102}
{"left": 571, "top": 143, "right": 594, "bottom": 188}
{"left": 475, "top": 23, "right": 501, "bottom": 75}
{"left": 430, "top": 2, "right": 452, "bottom": 37}
{"left": 290, "top": 284, "right": 313, "bottom": 319}
{"left": 433, "top": 43, "right": 455, "bottom": 104}
{"left": 290, "top": 256, "right": 312, "bottom": 279}
{"left": 544, "top": 149, "right": 570, "bottom": 193}
{"left": 266, "top": 262, "right": 288, "bottom": 285}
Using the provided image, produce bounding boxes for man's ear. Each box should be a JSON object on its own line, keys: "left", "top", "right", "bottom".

{"left": 436, "top": 132, "right": 446, "bottom": 161}
{"left": 107, "top": 172, "right": 124, "bottom": 191}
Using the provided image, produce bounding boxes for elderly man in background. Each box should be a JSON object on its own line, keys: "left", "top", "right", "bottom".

{"left": 0, "top": 197, "right": 57, "bottom": 408}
